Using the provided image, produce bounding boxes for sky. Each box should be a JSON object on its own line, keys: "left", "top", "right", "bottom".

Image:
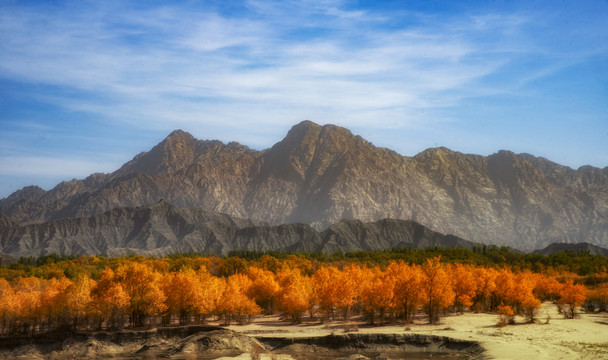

{"left": 0, "top": 0, "right": 607, "bottom": 199}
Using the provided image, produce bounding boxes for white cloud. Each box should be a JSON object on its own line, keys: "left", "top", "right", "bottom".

{"left": 0, "top": 156, "right": 118, "bottom": 177}
{"left": 0, "top": 1, "right": 605, "bottom": 143}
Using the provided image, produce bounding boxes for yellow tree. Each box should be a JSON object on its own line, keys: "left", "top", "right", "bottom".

{"left": 312, "top": 266, "right": 339, "bottom": 320}
{"left": 91, "top": 267, "right": 130, "bottom": 330}
{"left": 0, "top": 278, "right": 17, "bottom": 334}
{"left": 388, "top": 261, "right": 425, "bottom": 323}
{"left": 514, "top": 272, "right": 541, "bottom": 323}
{"left": 161, "top": 269, "right": 203, "bottom": 325}
{"left": 493, "top": 268, "right": 516, "bottom": 308}
{"left": 472, "top": 267, "right": 497, "bottom": 311}
{"left": 533, "top": 274, "right": 562, "bottom": 302}
{"left": 558, "top": 279, "right": 587, "bottom": 319}
{"left": 422, "top": 257, "right": 454, "bottom": 324}
{"left": 13, "top": 277, "right": 43, "bottom": 333}
{"left": 195, "top": 266, "right": 225, "bottom": 321}
{"left": 587, "top": 283, "right": 608, "bottom": 312}
{"left": 359, "top": 266, "right": 395, "bottom": 324}
{"left": 217, "top": 274, "right": 260, "bottom": 324}
{"left": 312, "top": 266, "right": 357, "bottom": 321}
{"left": 246, "top": 266, "right": 280, "bottom": 314}
{"left": 275, "top": 268, "right": 312, "bottom": 322}
{"left": 115, "top": 262, "right": 167, "bottom": 327}
{"left": 448, "top": 263, "right": 477, "bottom": 313}
{"left": 64, "top": 275, "right": 94, "bottom": 329}
{"left": 39, "top": 277, "right": 71, "bottom": 331}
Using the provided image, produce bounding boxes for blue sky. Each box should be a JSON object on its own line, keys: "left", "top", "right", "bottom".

{"left": 1, "top": 0, "right": 607, "bottom": 198}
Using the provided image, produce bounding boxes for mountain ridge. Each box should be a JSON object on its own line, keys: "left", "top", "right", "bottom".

{"left": 2, "top": 121, "right": 607, "bottom": 251}
{"left": 0, "top": 200, "right": 477, "bottom": 257}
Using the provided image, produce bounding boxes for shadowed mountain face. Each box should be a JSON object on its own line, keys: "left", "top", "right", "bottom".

{"left": 0, "top": 200, "right": 477, "bottom": 257}
{"left": 1, "top": 121, "right": 607, "bottom": 251}
{"left": 533, "top": 242, "right": 608, "bottom": 257}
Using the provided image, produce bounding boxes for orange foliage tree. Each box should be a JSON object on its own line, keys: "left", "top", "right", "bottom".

{"left": 558, "top": 279, "right": 587, "bottom": 319}
{"left": 114, "top": 262, "right": 167, "bottom": 327}
{"left": 275, "top": 268, "right": 312, "bottom": 322}
{"left": 13, "top": 277, "right": 42, "bottom": 333}
{"left": 90, "top": 268, "right": 130, "bottom": 330}
{"left": 64, "top": 275, "right": 94, "bottom": 329}
{"left": 448, "top": 263, "right": 478, "bottom": 313}
{"left": 514, "top": 272, "right": 541, "bottom": 323}
{"left": 0, "top": 278, "right": 17, "bottom": 334}
{"left": 39, "top": 277, "right": 71, "bottom": 331}
{"left": 217, "top": 274, "right": 260, "bottom": 324}
{"left": 360, "top": 266, "right": 395, "bottom": 324}
{"left": 472, "top": 267, "right": 497, "bottom": 311}
{"left": 246, "top": 266, "right": 280, "bottom": 314}
{"left": 388, "top": 261, "right": 425, "bottom": 323}
{"left": 161, "top": 269, "right": 205, "bottom": 325}
{"left": 313, "top": 266, "right": 357, "bottom": 321}
{"left": 587, "top": 283, "right": 608, "bottom": 312}
{"left": 422, "top": 257, "right": 455, "bottom": 324}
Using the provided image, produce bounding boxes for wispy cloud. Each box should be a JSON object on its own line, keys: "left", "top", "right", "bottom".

{"left": 0, "top": 1, "right": 528, "bottom": 129}
{"left": 0, "top": 156, "right": 117, "bottom": 178}
{"left": 0, "top": 0, "right": 607, "bottom": 196}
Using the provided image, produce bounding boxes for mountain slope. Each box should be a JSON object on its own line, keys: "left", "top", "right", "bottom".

{"left": 2, "top": 121, "right": 607, "bottom": 251}
{"left": 533, "top": 242, "right": 608, "bottom": 257}
{"left": 0, "top": 201, "right": 477, "bottom": 257}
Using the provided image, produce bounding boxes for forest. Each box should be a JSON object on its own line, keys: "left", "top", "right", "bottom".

{"left": 0, "top": 248, "right": 607, "bottom": 336}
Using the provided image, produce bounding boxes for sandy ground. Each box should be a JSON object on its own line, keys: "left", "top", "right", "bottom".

{"left": 224, "top": 302, "right": 608, "bottom": 360}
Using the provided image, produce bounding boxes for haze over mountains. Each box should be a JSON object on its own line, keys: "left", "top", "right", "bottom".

{"left": 0, "top": 200, "right": 475, "bottom": 257}
{"left": 1, "top": 121, "right": 607, "bottom": 255}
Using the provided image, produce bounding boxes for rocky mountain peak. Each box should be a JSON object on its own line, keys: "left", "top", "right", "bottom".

{"left": 487, "top": 150, "right": 546, "bottom": 186}
{"left": 115, "top": 129, "right": 199, "bottom": 176}
{"left": 0, "top": 185, "right": 46, "bottom": 205}
{"left": 1, "top": 122, "right": 607, "bottom": 252}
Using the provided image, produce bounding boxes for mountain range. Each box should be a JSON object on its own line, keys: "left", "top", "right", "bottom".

{"left": 1, "top": 120, "right": 607, "bottom": 254}
{"left": 0, "top": 199, "right": 476, "bottom": 257}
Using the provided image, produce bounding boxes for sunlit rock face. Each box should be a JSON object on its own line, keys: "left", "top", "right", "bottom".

{"left": 2, "top": 121, "right": 607, "bottom": 251}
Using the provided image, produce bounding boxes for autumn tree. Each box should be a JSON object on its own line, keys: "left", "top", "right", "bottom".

{"left": 91, "top": 268, "right": 130, "bottom": 330}
{"left": 246, "top": 266, "right": 280, "bottom": 314}
{"left": 0, "top": 278, "right": 17, "bottom": 334}
{"left": 533, "top": 274, "right": 562, "bottom": 302}
{"left": 422, "top": 257, "right": 455, "bottom": 324}
{"left": 587, "top": 283, "right": 608, "bottom": 312}
{"left": 39, "top": 277, "right": 71, "bottom": 331}
{"left": 195, "top": 266, "right": 225, "bottom": 322}
{"left": 13, "top": 277, "right": 43, "bottom": 333}
{"left": 275, "top": 268, "right": 312, "bottom": 322}
{"left": 388, "top": 261, "right": 425, "bottom": 323}
{"left": 161, "top": 269, "right": 205, "bottom": 325}
{"left": 114, "top": 262, "right": 167, "bottom": 327}
{"left": 558, "top": 279, "right": 587, "bottom": 319}
{"left": 359, "top": 266, "right": 395, "bottom": 324}
{"left": 496, "top": 304, "right": 515, "bottom": 326}
{"left": 63, "top": 275, "right": 94, "bottom": 329}
{"left": 493, "top": 269, "right": 516, "bottom": 308}
{"left": 514, "top": 272, "right": 541, "bottom": 323}
{"left": 312, "top": 266, "right": 357, "bottom": 321}
{"left": 472, "top": 267, "right": 496, "bottom": 311}
{"left": 217, "top": 274, "right": 260, "bottom": 324}
{"left": 448, "top": 263, "right": 477, "bottom": 313}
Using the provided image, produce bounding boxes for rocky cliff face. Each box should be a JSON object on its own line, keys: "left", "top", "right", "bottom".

{"left": 1, "top": 121, "right": 607, "bottom": 251}
{"left": 0, "top": 200, "right": 477, "bottom": 257}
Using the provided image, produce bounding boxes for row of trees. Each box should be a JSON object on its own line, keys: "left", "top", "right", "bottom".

{"left": 0, "top": 256, "right": 602, "bottom": 335}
